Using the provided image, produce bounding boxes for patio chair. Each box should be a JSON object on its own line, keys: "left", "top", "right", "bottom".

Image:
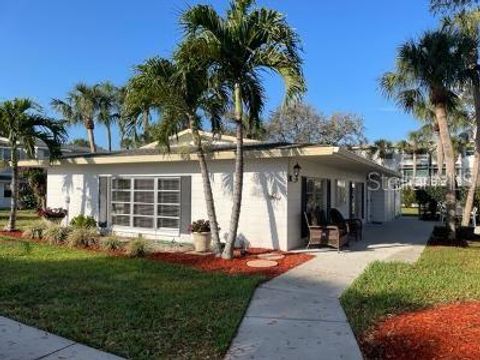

{"left": 304, "top": 208, "right": 348, "bottom": 251}
{"left": 329, "top": 208, "right": 363, "bottom": 242}
{"left": 304, "top": 209, "right": 326, "bottom": 249}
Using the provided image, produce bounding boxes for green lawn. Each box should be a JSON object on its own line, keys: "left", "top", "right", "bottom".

{"left": 0, "top": 208, "right": 38, "bottom": 230}
{"left": 401, "top": 207, "right": 418, "bottom": 216}
{"left": 0, "top": 214, "right": 264, "bottom": 359}
{"left": 340, "top": 242, "right": 480, "bottom": 336}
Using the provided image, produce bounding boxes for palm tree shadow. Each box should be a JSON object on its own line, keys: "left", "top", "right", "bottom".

{"left": 61, "top": 172, "right": 95, "bottom": 221}
{"left": 221, "top": 165, "right": 287, "bottom": 249}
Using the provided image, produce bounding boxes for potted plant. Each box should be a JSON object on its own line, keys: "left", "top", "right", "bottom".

{"left": 190, "top": 219, "right": 211, "bottom": 252}
{"left": 37, "top": 208, "right": 67, "bottom": 224}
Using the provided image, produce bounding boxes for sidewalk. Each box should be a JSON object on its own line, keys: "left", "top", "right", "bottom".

{"left": 226, "top": 217, "right": 435, "bottom": 360}
{"left": 0, "top": 316, "right": 124, "bottom": 360}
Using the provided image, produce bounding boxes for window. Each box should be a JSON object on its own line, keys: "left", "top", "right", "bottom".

{"left": 111, "top": 177, "right": 181, "bottom": 231}
{"left": 305, "top": 178, "right": 328, "bottom": 213}
{"left": 335, "top": 180, "right": 347, "bottom": 206}
{"left": 3, "top": 183, "right": 11, "bottom": 198}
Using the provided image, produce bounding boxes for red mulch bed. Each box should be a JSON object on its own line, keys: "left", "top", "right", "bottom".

{"left": 0, "top": 230, "right": 313, "bottom": 278}
{"left": 148, "top": 248, "right": 313, "bottom": 278}
{"left": 0, "top": 230, "right": 24, "bottom": 239}
{"left": 360, "top": 302, "right": 480, "bottom": 360}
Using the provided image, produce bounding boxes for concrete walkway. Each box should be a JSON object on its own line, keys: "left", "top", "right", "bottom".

{"left": 0, "top": 316, "right": 124, "bottom": 360}
{"left": 226, "top": 217, "right": 435, "bottom": 360}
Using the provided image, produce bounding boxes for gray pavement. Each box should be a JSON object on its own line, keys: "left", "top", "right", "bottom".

{"left": 226, "top": 217, "right": 435, "bottom": 360}
{"left": 0, "top": 316, "right": 124, "bottom": 360}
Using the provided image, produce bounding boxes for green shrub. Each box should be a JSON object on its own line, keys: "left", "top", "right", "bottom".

{"left": 66, "top": 227, "right": 99, "bottom": 248}
{"left": 100, "top": 236, "right": 123, "bottom": 251}
{"left": 22, "top": 221, "right": 48, "bottom": 239}
{"left": 401, "top": 186, "right": 416, "bottom": 207}
{"left": 126, "top": 238, "right": 149, "bottom": 257}
{"left": 44, "top": 225, "right": 71, "bottom": 245}
{"left": 70, "top": 215, "right": 97, "bottom": 228}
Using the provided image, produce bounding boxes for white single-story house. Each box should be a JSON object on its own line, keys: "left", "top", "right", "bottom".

{"left": 19, "top": 130, "right": 401, "bottom": 250}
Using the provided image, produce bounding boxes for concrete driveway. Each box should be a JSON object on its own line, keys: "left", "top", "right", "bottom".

{"left": 226, "top": 217, "right": 436, "bottom": 360}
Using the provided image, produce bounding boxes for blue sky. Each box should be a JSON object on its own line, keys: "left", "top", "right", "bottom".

{"left": 0, "top": 0, "right": 439, "bottom": 149}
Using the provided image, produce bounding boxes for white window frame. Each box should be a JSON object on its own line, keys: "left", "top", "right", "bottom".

{"left": 111, "top": 176, "right": 181, "bottom": 234}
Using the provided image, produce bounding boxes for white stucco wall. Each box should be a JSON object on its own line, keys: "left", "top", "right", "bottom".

{"left": 46, "top": 158, "right": 290, "bottom": 250}
{"left": 46, "top": 156, "right": 400, "bottom": 251}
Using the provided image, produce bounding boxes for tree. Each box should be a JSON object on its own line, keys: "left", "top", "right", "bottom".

{"left": 97, "top": 82, "right": 121, "bottom": 152}
{"left": 128, "top": 55, "right": 226, "bottom": 254}
{"left": 124, "top": 72, "right": 157, "bottom": 144}
{"left": 182, "top": 0, "right": 305, "bottom": 259}
{"left": 265, "top": 102, "right": 366, "bottom": 145}
{"left": 21, "top": 168, "right": 47, "bottom": 210}
{"left": 431, "top": 0, "right": 478, "bottom": 13}
{"left": 0, "top": 99, "right": 66, "bottom": 231}
{"left": 407, "top": 130, "right": 428, "bottom": 182}
{"left": 51, "top": 83, "right": 102, "bottom": 153}
{"left": 380, "top": 30, "right": 471, "bottom": 237}
{"left": 443, "top": 10, "right": 480, "bottom": 226}
{"left": 368, "top": 139, "right": 393, "bottom": 165}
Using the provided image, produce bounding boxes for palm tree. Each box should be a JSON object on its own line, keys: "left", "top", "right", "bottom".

{"left": 431, "top": 0, "right": 477, "bottom": 13}
{"left": 181, "top": 0, "right": 306, "bottom": 259}
{"left": 97, "top": 82, "right": 121, "bottom": 152}
{"left": 51, "top": 83, "right": 102, "bottom": 153}
{"left": 128, "top": 55, "right": 226, "bottom": 254}
{"left": 407, "top": 130, "right": 427, "bottom": 182}
{"left": 124, "top": 74, "right": 157, "bottom": 144}
{"left": 380, "top": 30, "right": 470, "bottom": 237}
{"left": 0, "top": 99, "right": 66, "bottom": 231}
{"left": 444, "top": 10, "right": 480, "bottom": 225}
{"left": 368, "top": 139, "right": 393, "bottom": 165}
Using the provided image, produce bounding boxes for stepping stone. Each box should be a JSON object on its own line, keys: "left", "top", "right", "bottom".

{"left": 257, "top": 253, "right": 285, "bottom": 261}
{"left": 246, "top": 259, "right": 278, "bottom": 268}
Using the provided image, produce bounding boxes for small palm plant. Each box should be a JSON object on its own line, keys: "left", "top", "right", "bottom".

{"left": 0, "top": 98, "right": 66, "bottom": 231}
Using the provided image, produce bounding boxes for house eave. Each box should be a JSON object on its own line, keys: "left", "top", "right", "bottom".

{"left": 17, "top": 145, "right": 399, "bottom": 177}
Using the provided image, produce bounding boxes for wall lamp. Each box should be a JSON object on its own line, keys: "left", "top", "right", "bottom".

{"left": 289, "top": 162, "right": 301, "bottom": 183}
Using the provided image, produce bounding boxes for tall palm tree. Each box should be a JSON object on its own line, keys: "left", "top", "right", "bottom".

{"left": 129, "top": 55, "right": 226, "bottom": 254}
{"left": 124, "top": 74, "right": 157, "bottom": 144}
{"left": 181, "top": 0, "right": 306, "bottom": 259}
{"left": 51, "top": 83, "right": 102, "bottom": 153}
{"left": 380, "top": 30, "right": 470, "bottom": 237}
{"left": 0, "top": 99, "right": 66, "bottom": 231}
{"left": 97, "top": 82, "right": 121, "bottom": 152}
{"left": 444, "top": 10, "right": 480, "bottom": 225}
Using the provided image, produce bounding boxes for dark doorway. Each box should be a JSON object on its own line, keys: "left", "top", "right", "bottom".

{"left": 301, "top": 177, "right": 331, "bottom": 237}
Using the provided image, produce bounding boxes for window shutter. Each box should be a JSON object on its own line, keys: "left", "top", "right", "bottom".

{"left": 300, "top": 176, "right": 307, "bottom": 238}
{"left": 98, "top": 176, "right": 111, "bottom": 227}
{"left": 180, "top": 176, "right": 192, "bottom": 234}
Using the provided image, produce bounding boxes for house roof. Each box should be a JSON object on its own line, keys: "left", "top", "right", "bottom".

{"left": 140, "top": 129, "right": 261, "bottom": 149}
{"left": 18, "top": 144, "right": 400, "bottom": 178}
